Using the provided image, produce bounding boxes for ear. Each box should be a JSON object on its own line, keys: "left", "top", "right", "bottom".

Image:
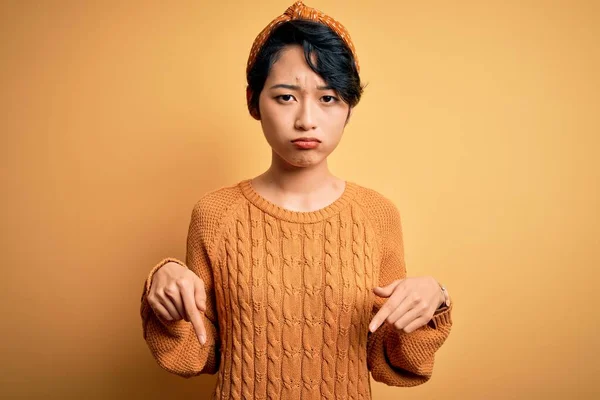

{"left": 247, "top": 85, "right": 261, "bottom": 120}
{"left": 345, "top": 107, "right": 354, "bottom": 125}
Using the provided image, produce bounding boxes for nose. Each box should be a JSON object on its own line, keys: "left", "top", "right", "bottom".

{"left": 294, "top": 101, "right": 317, "bottom": 131}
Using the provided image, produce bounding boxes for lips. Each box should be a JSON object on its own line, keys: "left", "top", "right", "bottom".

{"left": 292, "top": 137, "right": 321, "bottom": 143}
{"left": 292, "top": 139, "right": 321, "bottom": 149}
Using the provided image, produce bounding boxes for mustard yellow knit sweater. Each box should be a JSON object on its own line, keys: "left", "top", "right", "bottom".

{"left": 140, "top": 179, "right": 453, "bottom": 399}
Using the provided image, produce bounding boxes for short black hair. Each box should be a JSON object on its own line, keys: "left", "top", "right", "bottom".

{"left": 247, "top": 20, "right": 364, "bottom": 118}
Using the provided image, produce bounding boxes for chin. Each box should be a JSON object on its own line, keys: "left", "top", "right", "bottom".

{"left": 270, "top": 143, "right": 331, "bottom": 168}
{"left": 284, "top": 152, "right": 326, "bottom": 168}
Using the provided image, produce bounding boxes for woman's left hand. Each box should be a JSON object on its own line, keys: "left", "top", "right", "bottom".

{"left": 369, "top": 276, "right": 445, "bottom": 334}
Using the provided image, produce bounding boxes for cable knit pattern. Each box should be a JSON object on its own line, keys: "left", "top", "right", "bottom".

{"left": 140, "top": 179, "right": 453, "bottom": 399}
{"left": 321, "top": 216, "right": 339, "bottom": 399}
{"left": 225, "top": 222, "right": 242, "bottom": 399}
{"left": 250, "top": 207, "right": 268, "bottom": 399}
{"left": 264, "top": 214, "right": 283, "bottom": 399}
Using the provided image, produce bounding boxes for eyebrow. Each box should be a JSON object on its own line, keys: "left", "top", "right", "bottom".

{"left": 269, "top": 84, "right": 333, "bottom": 91}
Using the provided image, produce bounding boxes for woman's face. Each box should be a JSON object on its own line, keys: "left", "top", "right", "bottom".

{"left": 258, "top": 45, "right": 352, "bottom": 169}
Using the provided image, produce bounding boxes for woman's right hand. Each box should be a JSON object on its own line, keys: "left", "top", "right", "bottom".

{"left": 147, "top": 262, "right": 208, "bottom": 344}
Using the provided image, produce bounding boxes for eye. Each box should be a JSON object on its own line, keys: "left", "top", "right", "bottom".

{"left": 321, "top": 95, "right": 339, "bottom": 103}
{"left": 276, "top": 94, "right": 296, "bottom": 103}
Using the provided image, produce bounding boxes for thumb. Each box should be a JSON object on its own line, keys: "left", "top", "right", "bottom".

{"left": 373, "top": 279, "right": 403, "bottom": 298}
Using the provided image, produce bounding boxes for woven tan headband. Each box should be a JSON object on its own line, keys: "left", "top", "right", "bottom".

{"left": 246, "top": 1, "right": 359, "bottom": 119}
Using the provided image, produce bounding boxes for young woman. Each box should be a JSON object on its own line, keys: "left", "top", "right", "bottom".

{"left": 140, "top": 2, "right": 453, "bottom": 399}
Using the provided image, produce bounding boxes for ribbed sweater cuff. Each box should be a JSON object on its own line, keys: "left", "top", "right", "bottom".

{"left": 429, "top": 303, "right": 453, "bottom": 329}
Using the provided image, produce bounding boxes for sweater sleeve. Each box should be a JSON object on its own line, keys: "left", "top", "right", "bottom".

{"left": 366, "top": 200, "right": 453, "bottom": 387}
{"left": 140, "top": 203, "right": 221, "bottom": 377}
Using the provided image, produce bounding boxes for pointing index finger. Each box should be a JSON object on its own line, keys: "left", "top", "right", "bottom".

{"left": 369, "top": 302, "right": 393, "bottom": 333}
{"left": 181, "top": 283, "right": 207, "bottom": 344}
{"left": 369, "top": 285, "right": 406, "bottom": 332}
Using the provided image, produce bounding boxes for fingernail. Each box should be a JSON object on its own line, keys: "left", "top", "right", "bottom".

{"left": 199, "top": 335, "right": 206, "bottom": 344}
{"left": 369, "top": 324, "right": 375, "bottom": 332}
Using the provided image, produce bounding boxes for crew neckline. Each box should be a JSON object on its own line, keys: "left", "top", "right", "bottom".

{"left": 239, "top": 178, "right": 358, "bottom": 223}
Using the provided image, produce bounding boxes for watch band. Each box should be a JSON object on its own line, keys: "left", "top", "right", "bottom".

{"left": 439, "top": 283, "right": 451, "bottom": 307}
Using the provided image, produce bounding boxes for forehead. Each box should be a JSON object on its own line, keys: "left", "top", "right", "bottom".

{"left": 266, "top": 45, "right": 326, "bottom": 85}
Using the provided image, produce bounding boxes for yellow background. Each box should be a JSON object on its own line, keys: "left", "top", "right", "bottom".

{"left": 1, "top": 1, "right": 598, "bottom": 399}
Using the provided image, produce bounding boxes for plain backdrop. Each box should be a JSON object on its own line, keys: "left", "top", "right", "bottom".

{"left": 1, "top": 0, "right": 599, "bottom": 399}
